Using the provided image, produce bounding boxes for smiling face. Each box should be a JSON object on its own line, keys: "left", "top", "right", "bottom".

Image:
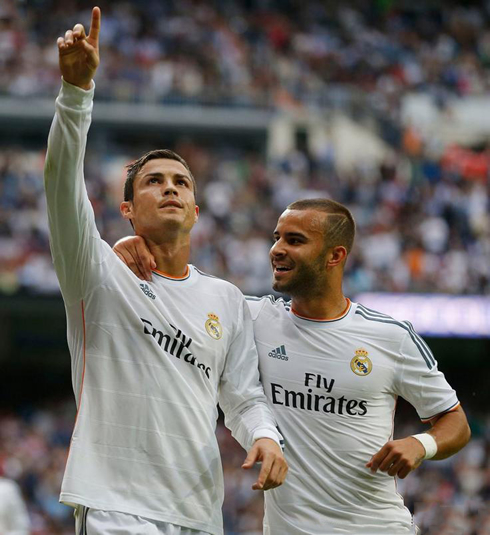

{"left": 120, "top": 158, "right": 199, "bottom": 240}
{"left": 270, "top": 209, "right": 331, "bottom": 298}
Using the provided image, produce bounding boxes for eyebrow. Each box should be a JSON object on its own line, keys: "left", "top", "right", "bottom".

{"left": 142, "top": 171, "right": 191, "bottom": 180}
{"left": 273, "top": 231, "right": 307, "bottom": 239}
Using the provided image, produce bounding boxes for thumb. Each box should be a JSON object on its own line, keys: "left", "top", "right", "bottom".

{"left": 242, "top": 446, "right": 259, "bottom": 469}
{"left": 80, "top": 39, "right": 99, "bottom": 68}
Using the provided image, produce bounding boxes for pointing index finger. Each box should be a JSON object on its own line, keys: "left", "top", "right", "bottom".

{"left": 88, "top": 6, "right": 101, "bottom": 42}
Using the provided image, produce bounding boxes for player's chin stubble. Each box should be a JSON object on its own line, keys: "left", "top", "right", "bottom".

{"left": 272, "top": 266, "right": 319, "bottom": 298}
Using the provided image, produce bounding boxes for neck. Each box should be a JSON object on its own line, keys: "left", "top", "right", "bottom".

{"left": 291, "top": 286, "right": 348, "bottom": 321}
{"left": 145, "top": 235, "right": 191, "bottom": 278}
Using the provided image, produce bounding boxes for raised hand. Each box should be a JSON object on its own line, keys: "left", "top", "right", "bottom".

{"left": 57, "top": 6, "right": 101, "bottom": 90}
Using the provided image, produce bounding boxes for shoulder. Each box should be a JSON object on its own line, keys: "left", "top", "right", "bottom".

{"left": 193, "top": 266, "right": 242, "bottom": 294}
{"left": 245, "top": 294, "right": 291, "bottom": 321}
{"left": 353, "top": 302, "right": 436, "bottom": 366}
{"left": 353, "top": 302, "right": 416, "bottom": 342}
{"left": 0, "top": 477, "right": 20, "bottom": 495}
{"left": 192, "top": 266, "right": 248, "bottom": 314}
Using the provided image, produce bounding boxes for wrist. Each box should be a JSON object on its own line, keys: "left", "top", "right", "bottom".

{"left": 411, "top": 433, "right": 438, "bottom": 460}
{"left": 62, "top": 77, "right": 94, "bottom": 91}
{"left": 252, "top": 428, "right": 284, "bottom": 451}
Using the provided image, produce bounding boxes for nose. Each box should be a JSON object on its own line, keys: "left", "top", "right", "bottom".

{"left": 270, "top": 239, "right": 285, "bottom": 258}
{"left": 163, "top": 180, "right": 178, "bottom": 196}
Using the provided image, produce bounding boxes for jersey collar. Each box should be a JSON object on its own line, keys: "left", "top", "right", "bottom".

{"left": 151, "top": 264, "right": 196, "bottom": 287}
{"left": 290, "top": 299, "right": 356, "bottom": 328}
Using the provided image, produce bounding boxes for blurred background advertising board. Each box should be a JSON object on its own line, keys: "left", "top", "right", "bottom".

{"left": 356, "top": 293, "right": 490, "bottom": 338}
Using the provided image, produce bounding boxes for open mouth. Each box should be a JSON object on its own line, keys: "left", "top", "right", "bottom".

{"left": 273, "top": 265, "right": 293, "bottom": 274}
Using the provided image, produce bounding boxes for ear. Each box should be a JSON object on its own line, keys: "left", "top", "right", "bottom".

{"left": 194, "top": 205, "right": 199, "bottom": 222}
{"left": 326, "top": 246, "right": 347, "bottom": 269}
{"left": 120, "top": 200, "right": 133, "bottom": 221}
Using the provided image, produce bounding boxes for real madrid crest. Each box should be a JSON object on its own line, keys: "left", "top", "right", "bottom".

{"left": 350, "top": 348, "right": 372, "bottom": 376}
{"left": 205, "top": 313, "right": 223, "bottom": 340}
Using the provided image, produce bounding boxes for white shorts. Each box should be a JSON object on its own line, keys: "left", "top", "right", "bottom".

{"left": 74, "top": 506, "right": 211, "bottom": 535}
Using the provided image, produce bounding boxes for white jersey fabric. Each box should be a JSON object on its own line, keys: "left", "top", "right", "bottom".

{"left": 44, "top": 80, "right": 281, "bottom": 535}
{"left": 0, "top": 478, "right": 30, "bottom": 535}
{"left": 247, "top": 296, "right": 459, "bottom": 535}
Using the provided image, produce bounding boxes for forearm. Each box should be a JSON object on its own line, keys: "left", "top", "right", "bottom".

{"left": 221, "top": 387, "right": 282, "bottom": 451}
{"left": 45, "top": 80, "right": 94, "bottom": 194}
{"left": 44, "top": 80, "right": 100, "bottom": 302}
{"left": 426, "top": 406, "right": 471, "bottom": 460}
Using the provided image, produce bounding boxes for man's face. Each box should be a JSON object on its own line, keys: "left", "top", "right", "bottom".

{"left": 120, "top": 158, "right": 198, "bottom": 237}
{"left": 270, "top": 209, "right": 329, "bottom": 297}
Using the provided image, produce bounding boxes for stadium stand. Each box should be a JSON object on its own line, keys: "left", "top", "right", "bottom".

{"left": 0, "top": 138, "right": 488, "bottom": 297}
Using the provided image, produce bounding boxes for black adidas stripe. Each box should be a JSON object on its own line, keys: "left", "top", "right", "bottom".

{"left": 355, "top": 307, "right": 435, "bottom": 369}
{"left": 78, "top": 506, "right": 89, "bottom": 535}
{"left": 245, "top": 295, "right": 292, "bottom": 309}
{"left": 194, "top": 267, "right": 218, "bottom": 279}
{"left": 357, "top": 304, "right": 436, "bottom": 367}
{"left": 357, "top": 304, "right": 436, "bottom": 366}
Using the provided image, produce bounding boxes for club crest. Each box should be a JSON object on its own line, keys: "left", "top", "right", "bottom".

{"left": 350, "top": 348, "right": 372, "bottom": 376}
{"left": 205, "top": 313, "right": 222, "bottom": 340}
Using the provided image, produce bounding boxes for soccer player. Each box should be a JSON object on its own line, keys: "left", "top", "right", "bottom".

{"left": 0, "top": 477, "right": 30, "bottom": 534}
{"left": 117, "top": 199, "right": 471, "bottom": 534}
{"left": 44, "top": 7, "right": 287, "bottom": 535}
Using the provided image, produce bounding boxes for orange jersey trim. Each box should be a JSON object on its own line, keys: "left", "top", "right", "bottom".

{"left": 421, "top": 402, "right": 461, "bottom": 423}
{"left": 153, "top": 265, "right": 190, "bottom": 280}
{"left": 292, "top": 298, "right": 351, "bottom": 322}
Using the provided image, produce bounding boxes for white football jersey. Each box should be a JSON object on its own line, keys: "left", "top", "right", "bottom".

{"left": 44, "top": 81, "right": 281, "bottom": 535}
{"left": 0, "top": 478, "right": 30, "bottom": 535}
{"left": 247, "top": 296, "right": 459, "bottom": 535}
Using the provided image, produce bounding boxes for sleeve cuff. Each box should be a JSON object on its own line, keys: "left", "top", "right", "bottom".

{"left": 252, "top": 428, "right": 285, "bottom": 451}
{"left": 58, "top": 78, "right": 95, "bottom": 110}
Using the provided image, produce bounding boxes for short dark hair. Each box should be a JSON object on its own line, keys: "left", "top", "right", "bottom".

{"left": 287, "top": 198, "right": 356, "bottom": 253}
{"left": 124, "top": 149, "right": 197, "bottom": 202}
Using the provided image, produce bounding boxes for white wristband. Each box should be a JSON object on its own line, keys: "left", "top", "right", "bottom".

{"left": 411, "top": 433, "right": 438, "bottom": 460}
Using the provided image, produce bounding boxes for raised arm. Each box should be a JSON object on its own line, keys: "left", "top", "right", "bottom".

{"left": 44, "top": 7, "right": 109, "bottom": 305}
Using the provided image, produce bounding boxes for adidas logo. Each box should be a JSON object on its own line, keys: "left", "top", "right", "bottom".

{"left": 140, "top": 283, "right": 156, "bottom": 300}
{"left": 268, "top": 345, "right": 288, "bottom": 361}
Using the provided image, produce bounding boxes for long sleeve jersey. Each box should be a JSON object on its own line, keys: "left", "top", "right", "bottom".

{"left": 44, "top": 80, "right": 281, "bottom": 535}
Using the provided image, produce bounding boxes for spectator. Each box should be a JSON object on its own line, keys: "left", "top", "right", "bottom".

{"left": 0, "top": 476, "right": 30, "bottom": 535}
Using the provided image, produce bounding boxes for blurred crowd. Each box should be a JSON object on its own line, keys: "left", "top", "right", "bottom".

{"left": 0, "top": 0, "right": 489, "bottom": 296}
{"left": 0, "top": 135, "right": 489, "bottom": 297}
{"left": 0, "top": 402, "right": 488, "bottom": 534}
{"left": 2, "top": 0, "right": 490, "bottom": 109}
